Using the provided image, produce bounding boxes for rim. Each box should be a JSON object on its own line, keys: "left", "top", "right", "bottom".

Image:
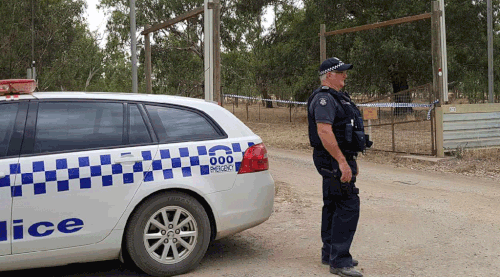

{"left": 143, "top": 206, "right": 198, "bottom": 264}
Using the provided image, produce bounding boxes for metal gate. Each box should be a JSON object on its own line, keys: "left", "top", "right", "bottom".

{"left": 358, "top": 83, "right": 438, "bottom": 155}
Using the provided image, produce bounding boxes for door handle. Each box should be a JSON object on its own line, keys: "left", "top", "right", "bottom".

{"left": 115, "top": 155, "right": 143, "bottom": 164}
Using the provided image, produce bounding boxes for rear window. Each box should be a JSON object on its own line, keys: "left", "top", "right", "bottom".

{"left": 145, "top": 105, "right": 223, "bottom": 143}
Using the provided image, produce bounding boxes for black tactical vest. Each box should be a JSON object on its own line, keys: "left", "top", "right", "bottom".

{"left": 308, "top": 86, "right": 370, "bottom": 155}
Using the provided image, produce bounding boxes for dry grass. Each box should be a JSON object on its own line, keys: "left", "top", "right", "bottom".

{"left": 225, "top": 105, "right": 500, "bottom": 182}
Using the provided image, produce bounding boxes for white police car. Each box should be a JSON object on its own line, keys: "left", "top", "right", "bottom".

{"left": 0, "top": 79, "right": 274, "bottom": 276}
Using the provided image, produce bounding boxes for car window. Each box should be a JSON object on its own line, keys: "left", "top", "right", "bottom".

{"left": 129, "top": 104, "right": 152, "bottom": 144}
{"left": 0, "top": 103, "right": 19, "bottom": 157}
{"left": 34, "top": 102, "right": 124, "bottom": 153}
{"left": 145, "top": 105, "right": 222, "bottom": 143}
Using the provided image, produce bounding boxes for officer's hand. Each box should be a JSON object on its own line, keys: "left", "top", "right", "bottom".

{"left": 339, "top": 161, "right": 352, "bottom": 183}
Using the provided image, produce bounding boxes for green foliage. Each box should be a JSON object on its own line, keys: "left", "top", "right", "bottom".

{"left": 0, "top": 0, "right": 106, "bottom": 91}
{"left": 1, "top": 0, "right": 499, "bottom": 103}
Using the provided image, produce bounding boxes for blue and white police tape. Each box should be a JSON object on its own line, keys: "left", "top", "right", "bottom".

{"left": 224, "top": 94, "right": 307, "bottom": 105}
{"left": 358, "top": 100, "right": 440, "bottom": 120}
{"left": 223, "top": 94, "right": 439, "bottom": 120}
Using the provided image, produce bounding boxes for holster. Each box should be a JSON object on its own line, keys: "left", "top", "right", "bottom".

{"left": 320, "top": 168, "right": 359, "bottom": 196}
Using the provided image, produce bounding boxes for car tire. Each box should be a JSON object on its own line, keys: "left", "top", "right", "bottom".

{"left": 125, "top": 192, "right": 211, "bottom": 277}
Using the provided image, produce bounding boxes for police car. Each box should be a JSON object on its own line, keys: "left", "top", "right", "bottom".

{"left": 0, "top": 79, "right": 274, "bottom": 276}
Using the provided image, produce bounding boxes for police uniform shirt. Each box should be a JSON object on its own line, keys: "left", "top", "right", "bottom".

{"left": 309, "top": 88, "right": 341, "bottom": 127}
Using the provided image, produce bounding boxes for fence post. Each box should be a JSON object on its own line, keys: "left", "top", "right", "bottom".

{"left": 391, "top": 107, "right": 396, "bottom": 151}
{"left": 435, "top": 106, "right": 444, "bottom": 157}
{"left": 258, "top": 100, "right": 261, "bottom": 121}
{"left": 428, "top": 83, "right": 436, "bottom": 155}
{"left": 246, "top": 100, "right": 249, "bottom": 120}
{"left": 289, "top": 104, "right": 292, "bottom": 122}
{"left": 430, "top": 108, "right": 436, "bottom": 155}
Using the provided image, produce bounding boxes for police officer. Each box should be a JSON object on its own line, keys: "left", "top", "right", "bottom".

{"left": 308, "top": 57, "right": 371, "bottom": 277}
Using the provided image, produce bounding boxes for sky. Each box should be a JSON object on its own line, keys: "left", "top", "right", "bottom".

{"left": 85, "top": 0, "right": 108, "bottom": 46}
{"left": 83, "top": 0, "right": 277, "bottom": 48}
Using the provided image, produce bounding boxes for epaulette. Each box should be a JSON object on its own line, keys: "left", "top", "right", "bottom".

{"left": 320, "top": 86, "right": 330, "bottom": 91}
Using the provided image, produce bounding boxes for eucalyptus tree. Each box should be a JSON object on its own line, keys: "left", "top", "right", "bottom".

{"left": 0, "top": 0, "right": 104, "bottom": 91}
{"left": 99, "top": 0, "right": 279, "bottom": 96}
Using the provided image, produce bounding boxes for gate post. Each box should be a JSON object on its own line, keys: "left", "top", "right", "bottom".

{"left": 435, "top": 106, "right": 444, "bottom": 157}
{"left": 320, "top": 24, "right": 326, "bottom": 62}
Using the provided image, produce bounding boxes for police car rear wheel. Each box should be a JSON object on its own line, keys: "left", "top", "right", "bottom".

{"left": 125, "top": 192, "right": 211, "bottom": 277}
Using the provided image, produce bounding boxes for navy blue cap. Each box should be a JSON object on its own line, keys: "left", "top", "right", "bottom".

{"left": 319, "top": 57, "right": 353, "bottom": 75}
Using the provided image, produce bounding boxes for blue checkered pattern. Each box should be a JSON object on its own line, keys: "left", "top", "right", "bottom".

{"left": 1, "top": 151, "right": 154, "bottom": 198}
{"left": 148, "top": 142, "right": 253, "bottom": 182}
{"left": 0, "top": 141, "right": 254, "bottom": 198}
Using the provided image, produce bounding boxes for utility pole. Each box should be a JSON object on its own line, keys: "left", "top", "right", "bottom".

{"left": 28, "top": 0, "right": 36, "bottom": 80}
{"left": 130, "top": 0, "right": 138, "bottom": 93}
{"left": 438, "top": 0, "right": 448, "bottom": 103}
{"left": 487, "top": 0, "right": 494, "bottom": 103}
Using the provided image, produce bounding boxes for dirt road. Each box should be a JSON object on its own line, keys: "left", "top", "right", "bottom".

{"left": 9, "top": 148, "right": 500, "bottom": 277}
{"left": 186, "top": 147, "right": 500, "bottom": 277}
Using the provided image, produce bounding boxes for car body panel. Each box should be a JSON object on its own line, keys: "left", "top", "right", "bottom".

{"left": 0, "top": 91, "right": 274, "bottom": 272}
{"left": 11, "top": 145, "right": 158, "bottom": 253}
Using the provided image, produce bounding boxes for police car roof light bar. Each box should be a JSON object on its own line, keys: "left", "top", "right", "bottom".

{"left": 0, "top": 79, "right": 37, "bottom": 95}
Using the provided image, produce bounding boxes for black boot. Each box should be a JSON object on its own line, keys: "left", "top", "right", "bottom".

{"left": 330, "top": 267, "right": 363, "bottom": 277}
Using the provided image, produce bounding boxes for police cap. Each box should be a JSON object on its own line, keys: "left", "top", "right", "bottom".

{"left": 319, "top": 57, "right": 353, "bottom": 76}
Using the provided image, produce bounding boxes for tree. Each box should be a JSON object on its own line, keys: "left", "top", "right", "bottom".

{"left": 0, "top": 0, "right": 105, "bottom": 91}
{"left": 99, "top": 0, "right": 279, "bottom": 96}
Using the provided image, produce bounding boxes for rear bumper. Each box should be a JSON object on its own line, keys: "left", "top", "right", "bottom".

{"left": 206, "top": 171, "right": 274, "bottom": 240}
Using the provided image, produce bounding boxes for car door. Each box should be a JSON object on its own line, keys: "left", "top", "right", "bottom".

{"left": 11, "top": 100, "right": 159, "bottom": 254}
{"left": 143, "top": 104, "right": 245, "bottom": 193}
{"left": 0, "top": 102, "right": 27, "bottom": 256}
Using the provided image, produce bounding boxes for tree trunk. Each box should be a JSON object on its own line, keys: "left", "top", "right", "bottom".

{"left": 258, "top": 77, "right": 273, "bottom": 108}
{"left": 391, "top": 71, "right": 412, "bottom": 116}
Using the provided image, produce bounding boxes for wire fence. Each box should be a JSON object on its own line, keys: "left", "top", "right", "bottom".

{"left": 223, "top": 83, "right": 439, "bottom": 155}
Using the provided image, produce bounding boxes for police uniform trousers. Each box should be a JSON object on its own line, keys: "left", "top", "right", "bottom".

{"left": 313, "top": 148, "right": 360, "bottom": 269}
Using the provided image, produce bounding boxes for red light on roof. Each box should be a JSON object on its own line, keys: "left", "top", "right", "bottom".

{"left": 0, "top": 79, "right": 37, "bottom": 95}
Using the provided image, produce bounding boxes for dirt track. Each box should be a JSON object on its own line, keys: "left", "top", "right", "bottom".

{"left": 186, "top": 147, "right": 500, "bottom": 277}
{"left": 7, "top": 147, "right": 500, "bottom": 277}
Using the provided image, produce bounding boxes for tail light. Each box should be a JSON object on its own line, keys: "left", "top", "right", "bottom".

{"left": 238, "top": 143, "right": 269, "bottom": 174}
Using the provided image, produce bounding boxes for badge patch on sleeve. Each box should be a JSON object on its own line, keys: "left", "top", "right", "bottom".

{"left": 319, "top": 98, "right": 327, "bottom": 106}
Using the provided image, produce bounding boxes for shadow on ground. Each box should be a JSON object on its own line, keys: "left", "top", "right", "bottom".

{"left": 2, "top": 234, "right": 264, "bottom": 277}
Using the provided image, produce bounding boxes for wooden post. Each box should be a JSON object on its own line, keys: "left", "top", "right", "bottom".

{"left": 258, "top": 101, "right": 261, "bottom": 121}
{"left": 391, "top": 108, "right": 396, "bottom": 151}
{"left": 428, "top": 83, "right": 436, "bottom": 155}
{"left": 145, "top": 25, "right": 152, "bottom": 94}
{"left": 368, "top": 119, "right": 372, "bottom": 140}
{"left": 435, "top": 106, "right": 444, "bottom": 157}
{"left": 320, "top": 24, "right": 326, "bottom": 62}
{"left": 213, "top": 0, "right": 221, "bottom": 104}
{"left": 430, "top": 108, "right": 436, "bottom": 155}
{"left": 246, "top": 100, "right": 249, "bottom": 120}
{"left": 432, "top": 1, "right": 444, "bottom": 156}
{"left": 289, "top": 104, "right": 292, "bottom": 122}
